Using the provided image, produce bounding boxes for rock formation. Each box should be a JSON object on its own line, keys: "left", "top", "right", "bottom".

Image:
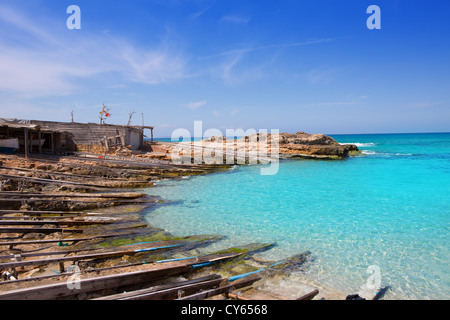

{"left": 276, "top": 132, "right": 359, "bottom": 159}
{"left": 156, "top": 131, "right": 359, "bottom": 162}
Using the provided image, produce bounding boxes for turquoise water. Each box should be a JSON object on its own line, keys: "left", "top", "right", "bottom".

{"left": 144, "top": 133, "right": 450, "bottom": 299}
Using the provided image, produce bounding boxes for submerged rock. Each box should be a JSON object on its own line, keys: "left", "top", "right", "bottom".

{"left": 271, "top": 251, "right": 313, "bottom": 273}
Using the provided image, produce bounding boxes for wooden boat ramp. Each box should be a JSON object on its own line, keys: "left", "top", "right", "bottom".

{"left": 0, "top": 153, "right": 320, "bottom": 300}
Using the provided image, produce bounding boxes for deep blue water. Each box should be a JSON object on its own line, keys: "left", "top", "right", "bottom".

{"left": 145, "top": 133, "right": 450, "bottom": 299}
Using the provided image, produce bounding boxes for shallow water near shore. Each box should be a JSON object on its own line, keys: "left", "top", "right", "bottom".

{"left": 145, "top": 132, "right": 450, "bottom": 299}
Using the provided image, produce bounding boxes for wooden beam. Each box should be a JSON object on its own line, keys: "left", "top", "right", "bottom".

{"left": 0, "top": 165, "right": 151, "bottom": 183}
{"left": 296, "top": 289, "right": 320, "bottom": 300}
{"left": 227, "top": 292, "right": 252, "bottom": 300}
{"left": 0, "top": 191, "right": 145, "bottom": 199}
{"left": 24, "top": 128, "right": 29, "bottom": 159}
{"left": 0, "top": 243, "right": 184, "bottom": 269}
{"left": 176, "top": 276, "right": 262, "bottom": 301}
{"left": 0, "top": 210, "right": 100, "bottom": 216}
{"left": 0, "top": 173, "right": 112, "bottom": 188}
{"left": 51, "top": 132, "right": 54, "bottom": 154}
{"left": 0, "top": 233, "right": 130, "bottom": 246}
{"left": 0, "top": 264, "right": 193, "bottom": 300}
{"left": 0, "top": 227, "right": 83, "bottom": 235}
{"left": 124, "top": 277, "right": 225, "bottom": 300}
{"left": 0, "top": 198, "right": 153, "bottom": 205}
{"left": 0, "top": 247, "right": 100, "bottom": 260}
{"left": 95, "top": 275, "right": 222, "bottom": 300}
{"left": 38, "top": 131, "right": 42, "bottom": 154}
{"left": 0, "top": 220, "right": 116, "bottom": 226}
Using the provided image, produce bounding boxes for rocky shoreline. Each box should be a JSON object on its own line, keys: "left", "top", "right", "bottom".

{"left": 155, "top": 131, "right": 360, "bottom": 162}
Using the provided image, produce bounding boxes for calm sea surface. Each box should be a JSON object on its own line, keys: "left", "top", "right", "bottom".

{"left": 145, "top": 133, "right": 450, "bottom": 299}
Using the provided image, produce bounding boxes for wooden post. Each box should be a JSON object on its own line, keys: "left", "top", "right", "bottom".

{"left": 104, "top": 136, "right": 108, "bottom": 154}
{"left": 38, "top": 131, "right": 42, "bottom": 154}
{"left": 59, "top": 262, "right": 65, "bottom": 273}
{"left": 51, "top": 133, "right": 54, "bottom": 154}
{"left": 151, "top": 128, "right": 154, "bottom": 142}
{"left": 24, "top": 128, "right": 29, "bottom": 158}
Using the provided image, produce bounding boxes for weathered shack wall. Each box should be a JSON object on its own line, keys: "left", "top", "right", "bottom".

{"left": 30, "top": 121, "right": 143, "bottom": 152}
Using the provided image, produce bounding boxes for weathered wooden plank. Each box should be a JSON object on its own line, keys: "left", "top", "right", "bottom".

{"left": 0, "top": 233, "right": 129, "bottom": 246}
{"left": 0, "top": 264, "right": 192, "bottom": 300}
{"left": 0, "top": 173, "right": 112, "bottom": 188}
{"left": 0, "top": 216, "right": 121, "bottom": 223}
{"left": 95, "top": 275, "right": 222, "bottom": 300}
{"left": 123, "top": 277, "right": 225, "bottom": 300}
{"left": 0, "top": 198, "right": 153, "bottom": 205}
{"left": 296, "top": 289, "right": 320, "bottom": 300}
{"left": 0, "top": 227, "right": 83, "bottom": 235}
{"left": 176, "top": 276, "right": 262, "bottom": 301}
{"left": 0, "top": 192, "right": 146, "bottom": 199}
{"left": 0, "top": 220, "right": 116, "bottom": 226}
{"left": 0, "top": 243, "right": 184, "bottom": 269}
{"left": 0, "top": 247, "right": 99, "bottom": 260}
{"left": 0, "top": 210, "right": 101, "bottom": 216}
{"left": 0, "top": 166, "right": 150, "bottom": 182}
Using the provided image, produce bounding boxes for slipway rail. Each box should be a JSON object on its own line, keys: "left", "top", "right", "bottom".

{"left": 0, "top": 243, "right": 185, "bottom": 270}
{"left": 0, "top": 253, "right": 242, "bottom": 300}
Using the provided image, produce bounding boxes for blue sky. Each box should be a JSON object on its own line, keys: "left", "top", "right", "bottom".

{"left": 0, "top": 0, "right": 449, "bottom": 137}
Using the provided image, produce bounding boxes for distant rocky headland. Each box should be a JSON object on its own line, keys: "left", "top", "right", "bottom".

{"left": 275, "top": 131, "right": 360, "bottom": 159}
{"left": 154, "top": 131, "right": 360, "bottom": 162}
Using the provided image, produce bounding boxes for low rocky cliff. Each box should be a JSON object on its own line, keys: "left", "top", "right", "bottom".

{"left": 276, "top": 131, "right": 359, "bottom": 159}
{"left": 155, "top": 131, "right": 359, "bottom": 161}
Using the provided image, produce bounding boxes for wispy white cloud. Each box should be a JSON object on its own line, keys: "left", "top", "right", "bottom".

{"left": 183, "top": 100, "right": 207, "bottom": 110}
{"left": 189, "top": 4, "right": 214, "bottom": 20}
{"left": 221, "top": 15, "right": 250, "bottom": 25}
{"left": 0, "top": 4, "right": 188, "bottom": 97}
{"left": 210, "top": 51, "right": 266, "bottom": 86}
{"left": 231, "top": 108, "right": 240, "bottom": 116}
{"left": 197, "top": 38, "right": 332, "bottom": 86}
{"left": 198, "top": 38, "right": 332, "bottom": 61}
{"left": 307, "top": 65, "right": 344, "bottom": 85}
{"left": 119, "top": 44, "right": 187, "bottom": 84}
